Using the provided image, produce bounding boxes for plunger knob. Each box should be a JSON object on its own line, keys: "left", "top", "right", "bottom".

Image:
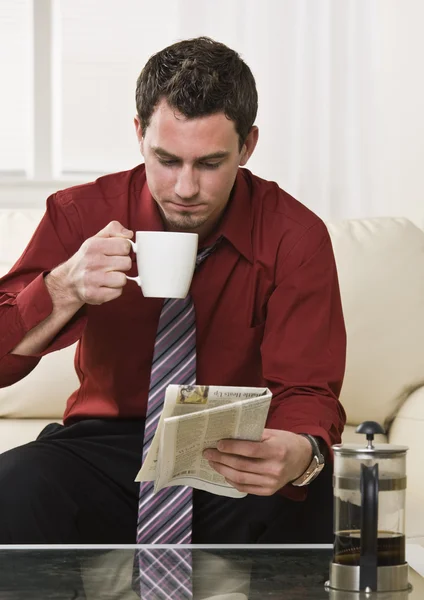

{"left": 356, "top": 421, "right": 385, "bottom": 446}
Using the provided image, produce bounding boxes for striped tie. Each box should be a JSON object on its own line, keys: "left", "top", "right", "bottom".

{"left": 135, "top": 547, "right": 192, "bottom": 600}
{"left": 137, "top": 293, "right": 195, "bottom": 545}
{"left": 136, "top": 242, "right": 219, "bottom": 598}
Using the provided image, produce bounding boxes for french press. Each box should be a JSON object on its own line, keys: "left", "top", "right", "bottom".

{"left": 326, "top": 421, "right": 411, "bottom": 595}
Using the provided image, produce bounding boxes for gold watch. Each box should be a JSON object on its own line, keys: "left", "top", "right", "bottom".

{"left": 291, "top": 434, "right": 325, "bottom": 487}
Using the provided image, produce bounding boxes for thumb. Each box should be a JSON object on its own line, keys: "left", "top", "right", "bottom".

{"left": 95, "top": 220, "right": 133, "bottom": 239}
{"left": 260, "top": 429, "right": 273, "bottom": 442}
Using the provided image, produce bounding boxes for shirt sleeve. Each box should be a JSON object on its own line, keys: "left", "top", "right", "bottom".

{"left": 0, "top": 194, "right": 87, "bottom": 387}
{"left": 262, "top": 221, "right": 347, "bottom": 499}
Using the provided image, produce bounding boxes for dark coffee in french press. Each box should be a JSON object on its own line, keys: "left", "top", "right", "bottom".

{"left": 334, "top": 529, "right": 406, "bottom": 567}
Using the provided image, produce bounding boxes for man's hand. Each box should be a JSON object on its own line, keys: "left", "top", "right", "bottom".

{"left": 202, "top": 429, "right": 313, "bottom": 496}
{"left": 11, "top": 221, "right": 134, "bottom": 357}
{"left": 56, "top": 221, "right": 134, "bottom": 306}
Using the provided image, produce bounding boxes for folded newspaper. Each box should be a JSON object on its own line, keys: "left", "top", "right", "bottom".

{"left": 135, "top": 385, "right": 272, "bottom": 498}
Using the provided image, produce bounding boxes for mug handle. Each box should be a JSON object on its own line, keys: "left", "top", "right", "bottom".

{"left": 125, "top": 239, "right": 141, "bottom": 286}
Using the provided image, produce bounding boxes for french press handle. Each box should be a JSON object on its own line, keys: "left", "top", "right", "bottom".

{"left": 356, "top": 420, "right": 385, "bottom": 591}
{"left": 360, "top": 463, "right": 379, "bottom": 590}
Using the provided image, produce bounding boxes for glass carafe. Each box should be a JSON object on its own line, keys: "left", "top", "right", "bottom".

{"left": 329, "top": 421, "right": 409, "bottom": 593}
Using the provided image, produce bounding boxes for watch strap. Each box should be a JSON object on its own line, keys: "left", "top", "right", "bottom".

{"left": 291, "top": 434, "right": 325, "bottom": 487}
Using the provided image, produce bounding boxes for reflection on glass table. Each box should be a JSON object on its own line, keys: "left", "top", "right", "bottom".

{"left": 0, "top": 544, "right": 423, "bottom": 600}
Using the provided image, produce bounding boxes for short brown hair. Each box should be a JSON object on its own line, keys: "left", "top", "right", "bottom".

{"left": 135, "top": 37, "right": 258, "bottom": 151}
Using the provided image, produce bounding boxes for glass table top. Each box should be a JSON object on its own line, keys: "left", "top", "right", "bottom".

{"left": 0, "top": 544, "right": 423, "bottom": 600}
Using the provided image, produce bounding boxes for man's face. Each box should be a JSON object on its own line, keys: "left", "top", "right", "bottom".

{"left": 135, "top": 99, "right": 257, "bottom": 239}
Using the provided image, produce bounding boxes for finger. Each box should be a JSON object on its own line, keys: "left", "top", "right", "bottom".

{"left": 95, "top": 221, "right": 133, "bottom": 239}
{"left": 204, "top": 449, "right": 263, "bottom": 475}
{"left": 101, "top": 237, "right": 133, "bottom": 257}
{"left": 223, "top": 480, "right": 274, "bottom": 497}
{"left": 103, "top": 271, "right": 127, "bottom": 289}
{"left": 104, "top": 255, "right": 132, "bottom": 272}
{"left": 208, "top": 460, "right": 272, "bottom": 488}
{"left": 217, "top": 438, "right": 267, "bottom": 459}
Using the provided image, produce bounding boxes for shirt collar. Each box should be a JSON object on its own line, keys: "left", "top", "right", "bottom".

{"left": 210, "top": 168, "right": 253, "bottom": 263}
{"left": 138, "top": 167, "right": 253, "bottom": 264}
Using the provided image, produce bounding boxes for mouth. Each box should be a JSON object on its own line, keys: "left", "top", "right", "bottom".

{"left": 166, "top": 201, "right": 205, "bottom": 213}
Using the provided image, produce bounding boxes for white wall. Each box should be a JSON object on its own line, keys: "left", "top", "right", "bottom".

{"left": 0, "top": 0, "right": 423, "bottom": 229}
{"left": 374, "top": 0, "right": 424, "bottom": 228}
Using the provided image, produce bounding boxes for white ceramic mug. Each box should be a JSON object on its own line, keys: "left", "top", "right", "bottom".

{"left": 126, "top": 231, "right": 198, "bottom": 298}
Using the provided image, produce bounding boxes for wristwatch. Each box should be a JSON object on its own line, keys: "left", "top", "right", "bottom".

{"left": 291, "top": 434, "right": 325, "bottom": 487}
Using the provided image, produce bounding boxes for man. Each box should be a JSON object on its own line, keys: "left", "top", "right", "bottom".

{"left": 0, "top": 37, "right": 346, "bottom": 545}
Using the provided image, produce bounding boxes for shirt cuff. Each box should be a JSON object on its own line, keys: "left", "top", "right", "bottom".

{"left": 16, "top": 272, "right": 54, "bottom": 331}
{"left": 15, "top": 271, "right": 87, "bottom": 357}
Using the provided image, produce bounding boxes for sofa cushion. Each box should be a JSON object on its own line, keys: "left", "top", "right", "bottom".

{"left": 0, "top": 343, "right": 78, "bottom": 419}
{"left": 389, "top": 386, "right": 424, "bottom": 540}
{"left": 327, "top": 218, "right": 424, "bottom": 429}
{"left": 0, "top": 419, "right": 60, "bottom": 454}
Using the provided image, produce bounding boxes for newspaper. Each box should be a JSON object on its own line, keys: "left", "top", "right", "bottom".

{"left": 135, "top": 385, "right": 272, "bottom": 498}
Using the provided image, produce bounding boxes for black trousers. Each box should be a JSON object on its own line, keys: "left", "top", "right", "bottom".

{"left": 0, "top": 419, "right": 333, "bottom": 544}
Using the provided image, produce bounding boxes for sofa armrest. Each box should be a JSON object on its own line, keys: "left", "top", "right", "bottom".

{"left": 0, "top": 343, "right": 78, "bottom": 419}
{"left": 389, "top": 385, "right": 424, "bottom": 540}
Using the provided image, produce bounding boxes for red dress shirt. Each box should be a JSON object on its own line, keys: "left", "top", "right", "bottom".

{"left": 0, "top": 165, "right": 346, "bottom": 498}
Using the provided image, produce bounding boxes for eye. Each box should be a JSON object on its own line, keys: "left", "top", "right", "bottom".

{"left": 158, "top": 158, "right": 178, "bottom": 167}
{"left": 199, "top": 162, "right": 222, "bottom": 170}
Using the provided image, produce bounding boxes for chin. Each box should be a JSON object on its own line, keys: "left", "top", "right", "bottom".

{"left": 167, "top": 216, "right": 205, "bottom": 231}
{"left": 163, "top": 208, "right": 206, "bottom": 230}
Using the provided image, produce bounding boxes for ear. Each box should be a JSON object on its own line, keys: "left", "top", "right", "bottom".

{"left": 134, "top": 116, "right": 144, "bottom": 155}
{"left": 239, "top": 126, "right": 259, "bottom": 166}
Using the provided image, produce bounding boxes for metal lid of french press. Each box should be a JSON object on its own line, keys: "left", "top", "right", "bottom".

{"left": 333, "top": 421, "right": 408, "bottom": 456}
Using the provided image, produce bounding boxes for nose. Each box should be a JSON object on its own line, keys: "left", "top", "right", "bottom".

{"left": 174, "top": 165, "right": 200, "bottom": 200}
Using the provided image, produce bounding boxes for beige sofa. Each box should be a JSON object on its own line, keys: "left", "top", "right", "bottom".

{"left": 1, "top": 209, "right": 424, "bottom": 544}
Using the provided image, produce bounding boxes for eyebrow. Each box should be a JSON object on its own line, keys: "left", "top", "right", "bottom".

{"left": 152, "top": 146, "right": 230, "bottom": 161}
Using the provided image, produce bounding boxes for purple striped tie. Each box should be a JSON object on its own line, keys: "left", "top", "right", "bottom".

{"left": 136, "top": 242, "right": 219, "bottom": 598}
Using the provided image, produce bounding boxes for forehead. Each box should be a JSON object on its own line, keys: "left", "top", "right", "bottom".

{"left": 145, "top": 99, "right": 239, "bottom": 156}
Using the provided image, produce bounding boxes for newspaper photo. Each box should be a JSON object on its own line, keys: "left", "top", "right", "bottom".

{"left": 135, "top": 385, "right": 272, "bottom": 498}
